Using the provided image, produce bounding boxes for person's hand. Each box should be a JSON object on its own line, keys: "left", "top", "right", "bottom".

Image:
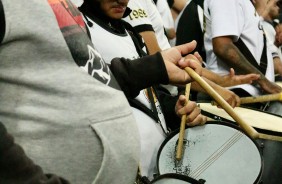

{"left": 221, "top": 68, "right": 260, "bottom": 87}
{"left": 175, "top": 96, "right": 207, "bottom": 126}
{"left": 193, "top": 51, "right": 204, "bottom": 64}
{"left": 258, "top": 78, "right": 282, "bottom": 94}
{"left": 215, "top": 86, "right": 241, "bottom": 108}
{"left": 161, "top": 41, "right": 203, "bottom": 84}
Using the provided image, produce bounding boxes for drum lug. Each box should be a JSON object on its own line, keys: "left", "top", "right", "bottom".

{"left": 198, "top": 178, "right": 206, "bottom": 183}
{"left": 259, "top": 142, "right": 264, "bottom": 150}
{"left": 213, "top": 115, "right": 222, "bottom": 122}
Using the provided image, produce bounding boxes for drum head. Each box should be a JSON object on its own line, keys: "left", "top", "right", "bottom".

{"left": 157, "top": 122, "right": 262, "bottom": 184}
{"left": 150, "top": 173, "right": 201, "bottom": 184}
{"left": 198, "top": 102, "right": 282, "bottom": 136}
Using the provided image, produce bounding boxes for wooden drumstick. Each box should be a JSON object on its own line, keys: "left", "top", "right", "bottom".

{"left": 184, "top": 67, "right": 259, "bottom": 139}
{"left": 176, "top": 83, "right": 191, "bottom": 161}
{"left": 211, "top": 93, "right": 282, "bottom": 105}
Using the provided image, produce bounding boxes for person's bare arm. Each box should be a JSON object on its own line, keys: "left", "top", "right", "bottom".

{"left": 213, "top": 36, "right": 282, "bottom": 93}
{"left": 172, "top": 0, "right": 188, "bottom": 13}
{"left": 275, "top": 24, "right": 282, "bottom": 47}
{"left": 273, "top": 57, "right": 282, "bottom": 76}
{"left": 190, "top": 77, "right": 241, "bottom": 108}
{"left": 202, "top": 68, "right": 260, "bottom": 87}
{"left": 139, "top": 31, "right": 162, "bottom": 55}
{"left": 190, "top": 52, "right": 260, "bottom": 87}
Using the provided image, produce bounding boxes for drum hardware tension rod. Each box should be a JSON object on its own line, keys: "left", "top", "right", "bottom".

{"left": 211, "top": 93, "right": 282, "bottom": 106}
{"left": 184, "top": 67, "right": 259, "bottom": 140}
{"left": 176, "top": 83, "right": 191, "bottom": 161}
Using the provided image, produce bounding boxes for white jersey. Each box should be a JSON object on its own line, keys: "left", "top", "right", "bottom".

{"left": 155, "top": 0, "right": 175, "bottom": 45}
{"left": 155, "top": 0, "right": 174, "bottom": 30}
{"left": 124, "top": 0, "right": 171, "bottom": 50}
{"left": 204, "top": 0, "right": 275, "bottom": 96}
{"left": 124, "top": 0, "right": 178, "bottom": 96}
{"left": 86, "top": 16, "right": 168, "bottom": 180}
{"left": 86, "top": 19, "right": 140, "bottom": 64}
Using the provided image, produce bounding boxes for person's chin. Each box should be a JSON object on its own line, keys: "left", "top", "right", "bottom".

{"left": 111, "top": 14, "right": 124, "bottom": 20}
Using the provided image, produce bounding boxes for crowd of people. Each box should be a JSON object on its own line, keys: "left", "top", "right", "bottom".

{"left": 0, "top": 0, "right": 282, "bottom": 183}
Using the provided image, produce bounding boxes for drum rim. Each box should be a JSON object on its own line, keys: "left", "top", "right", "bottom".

{"left": 156, "top": 121, "right": 263, "bottom": 184}
{"left": 150, "top": 173, "right": 201, "bottom": 184}
{"left": 198, "top": 102, "right": 282, "bottom": 137}
{"left": 197, "top": 101, "right": 282, "bottom": 118}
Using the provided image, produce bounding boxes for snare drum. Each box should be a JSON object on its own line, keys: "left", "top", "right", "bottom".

{"left": 157, "top": 122, "right": 262, "bottom": 184}
{"left": 198, "top": 103, "right": 282, "bottom": 184}
{"left": 150, "top": 173, "right": 201, "bottom": 184}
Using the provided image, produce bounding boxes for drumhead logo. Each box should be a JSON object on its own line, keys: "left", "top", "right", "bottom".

{"left": 80, "top": 45, "right": 111, "bottom": 85}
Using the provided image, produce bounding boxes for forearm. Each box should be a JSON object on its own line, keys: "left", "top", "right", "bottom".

{"left": 273, "top": 57, "right": 282, "bottom": 76}
{"left": 213, "top": 38, "right": 266, "bottom": 81}
{"left": 191, "top": 76, "right": 217, "bottom": 93}
{"left": 140, "top": 31, "right": 162, "bottom": 55}
{"left": 109, "top": 52, "right": 169, "bottom": 98}
{"left": 201, "top": 68, "right": 223, "bottom": 85}
{"left": 172, "top": 0, "right": 187, "bottom": 13}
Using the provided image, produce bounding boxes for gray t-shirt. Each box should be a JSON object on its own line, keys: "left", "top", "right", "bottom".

{"left": 0, "top": 0, "right": 140, "bottom": 183}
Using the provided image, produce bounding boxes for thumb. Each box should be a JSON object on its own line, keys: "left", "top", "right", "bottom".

{"left": 174, "top": 40, "right": 197, "bottom": 55}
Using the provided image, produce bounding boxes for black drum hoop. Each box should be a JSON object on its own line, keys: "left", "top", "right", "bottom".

{"left": 150, "top": 173, "right": 202, "bottom": 184}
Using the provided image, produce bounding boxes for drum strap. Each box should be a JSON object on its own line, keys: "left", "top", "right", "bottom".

{"left": 233, "top": 33, "right": 268, "bottom": 75}
{"left": 147, "top": 87, "right": 170, "bottom": 135}
{"left": 127, "top": 98, "right": 158, "bottom": 122}
{"left": 135, "top": 165, "right": 150, "bottom": 184}
{"left": 127, "top": 87, "right": 169, "bottom": 135}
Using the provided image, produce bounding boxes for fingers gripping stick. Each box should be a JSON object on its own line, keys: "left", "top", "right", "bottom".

{"left": 176, "top": 83, "right": 191, "bottom": 161}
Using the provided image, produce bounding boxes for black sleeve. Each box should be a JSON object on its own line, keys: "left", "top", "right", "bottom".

{"left": 109, "top": 52, "right": 169, "bottom": 98}
{"left": 0, "top": 122, "right": 70, "bottom": 184}
{"left": 0, "top": 0, "right": 5, "bottom": 43}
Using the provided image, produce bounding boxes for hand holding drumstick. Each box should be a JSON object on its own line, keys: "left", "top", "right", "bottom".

{"left": 176, "top": 83, "right": 191, "bottom": 161}
{"left": 175, "top": 83, "right": 207, "bottom": 160}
